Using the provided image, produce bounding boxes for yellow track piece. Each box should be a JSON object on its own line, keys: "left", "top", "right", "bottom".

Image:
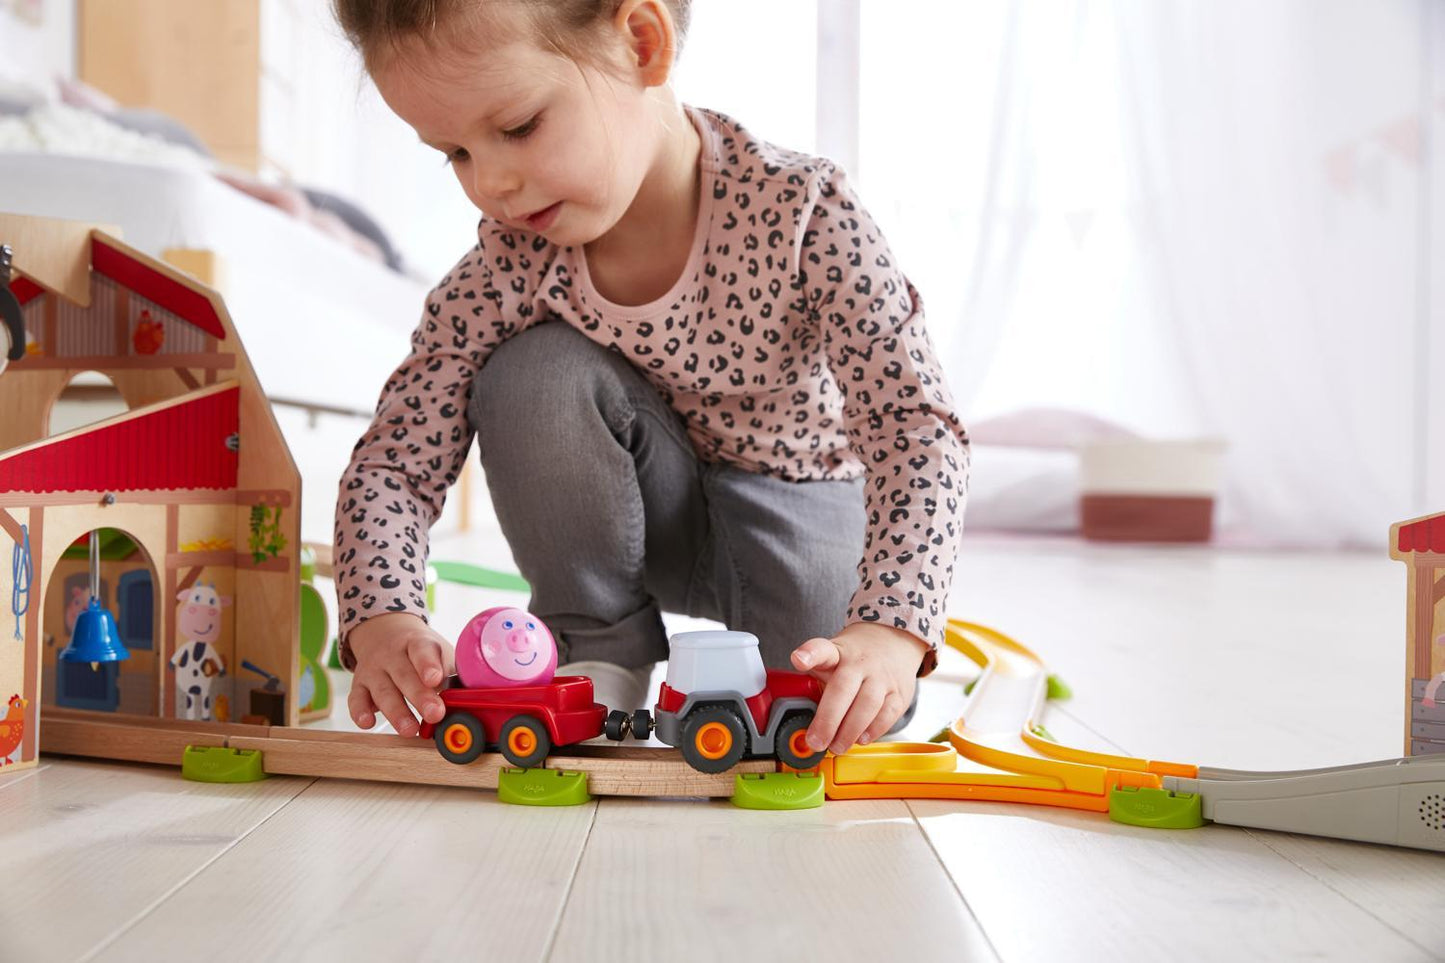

{"left": 821, "top": 619, "right": 1196, "bottom": 808}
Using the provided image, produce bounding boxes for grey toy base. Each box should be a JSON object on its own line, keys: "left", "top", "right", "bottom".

{"left": 1163, "top": 755, "right": 1445, "bottom": 851}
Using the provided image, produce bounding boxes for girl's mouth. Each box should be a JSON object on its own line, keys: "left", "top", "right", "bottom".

{"left": 525, "top": 202, "right": 561, "bottom": 232}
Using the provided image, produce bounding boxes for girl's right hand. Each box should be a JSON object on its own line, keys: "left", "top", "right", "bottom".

{"left": 344, "top": 612, "right": 454, "bottom": 735}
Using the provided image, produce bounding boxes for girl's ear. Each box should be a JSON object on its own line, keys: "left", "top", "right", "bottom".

{"left": 615, "top": 0, "right": 679, "bottom": 87}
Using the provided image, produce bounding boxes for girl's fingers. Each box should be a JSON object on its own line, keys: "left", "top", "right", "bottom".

{"left": 829, "top": 681, "right": 887, "bottom": 755}
{"left": 405, "top": 639, "right": 448, "bottom": 724}
{"left": 791, "top": 637, "right": 842, "bottom": 676}
{"left": 806, "top": 668, "right": 860, "bottom": 751}
{"left": 396, "top": 660, "right": 446, "bottom": 726}
{"left": 367, "top": 673, "right": 419, "bottom": 736}
{"left": 347, "top": 680, "right": 379, "bottom": 730}
{"left": 860, "top": 692, "right": 907, "bottom": 746}
{"left": 408, "top": 636, "right": 446, "bottom": 688}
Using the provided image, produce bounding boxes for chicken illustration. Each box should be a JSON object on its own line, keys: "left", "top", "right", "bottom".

{"left": 0, "top": 694, "right": 27, "bottom": 766}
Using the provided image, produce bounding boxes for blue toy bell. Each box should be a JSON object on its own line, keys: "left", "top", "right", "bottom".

{"left": 60, "top": 597, "right": 129, "bottom": 664}
{"left": 59, "top": 531, "right": 130, "bottom": 666}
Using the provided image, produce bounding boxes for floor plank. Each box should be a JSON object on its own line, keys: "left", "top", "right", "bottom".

{"left": 0, "top": 759, "right": 311, "bottom": 962}
{"left": 910, "top": 797, "right": 1434, "bottom": 963}
{"left": 93, "top": 778, "right": 598, "bottom": 962}
{"left": 0, "top": 761, "right": 49, "bottom": 791}
{"left": 547, "top": 796, "right": 997, "bottom": 963}
{"left": 1248, "top": 830, "right": 1445, "bottom": 956}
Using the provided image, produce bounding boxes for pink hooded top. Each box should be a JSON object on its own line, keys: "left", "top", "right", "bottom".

{"left": 334, "top": 106, "right": 970, "bottom": 675}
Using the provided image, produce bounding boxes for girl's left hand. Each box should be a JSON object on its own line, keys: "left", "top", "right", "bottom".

{"left": 790, "top": 622, "right": 931, "bottom": 754}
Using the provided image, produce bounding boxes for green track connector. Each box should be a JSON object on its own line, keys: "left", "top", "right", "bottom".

{"left": 1030, "top": 723, "right": 1056, "bottom": 743}
{"left": 1108, "top": 785, "right": 1205, "bottom": 829}
{"left": 1046, "top": 674, "right": 1073, "bottom": 701}
{"left": 497, "top": 767, "right": 591, "bottom": 806}
{"left": 182, "top": 745, "right": 267, "bottom": 783}
{"left": 730, "top": 771, "right": 825, "bottom": 810}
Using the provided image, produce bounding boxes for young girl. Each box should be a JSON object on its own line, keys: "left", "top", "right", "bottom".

{"left": 331, "top": 0, "right": 970, "bottom": 757}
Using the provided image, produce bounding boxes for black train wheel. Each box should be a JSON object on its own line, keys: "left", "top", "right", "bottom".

{"left": 679, "top": 704, "right": 748, "bottom": 774}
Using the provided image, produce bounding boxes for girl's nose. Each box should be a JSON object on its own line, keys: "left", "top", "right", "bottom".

{"left": 473, "top": 164, "right": 521, "bottom": 203}
{"left": 506, "top": 630, "right": 530, "bottom": 653}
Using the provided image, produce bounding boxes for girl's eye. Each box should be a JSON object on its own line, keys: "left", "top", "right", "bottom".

{"left": 526, "top": 622, "right": 535, "bottom": 630}
{"left": 501, "top": 115, "right": 540, "bottom": 142}
{"left": 503, "top": 620, "right": 514, "bottom": 629}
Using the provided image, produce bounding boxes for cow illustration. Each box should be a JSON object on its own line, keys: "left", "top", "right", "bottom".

{"left": 170, "top": 582, "right": 230, "bottom": 720}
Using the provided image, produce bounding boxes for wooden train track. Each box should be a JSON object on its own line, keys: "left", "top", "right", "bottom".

{"left": 38, "top": 708, "right": 772, "bottom": 797}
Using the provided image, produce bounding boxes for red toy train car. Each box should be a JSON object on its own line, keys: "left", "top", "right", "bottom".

{"left": 420, "top": 675, "right": 606, "bottom": 769}
{"left": 419, "top": 606, "right": 606, "bottom": 768}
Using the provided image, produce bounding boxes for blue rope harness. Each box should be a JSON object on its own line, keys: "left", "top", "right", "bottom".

{"left": 11, "top": 524, "right": 31, "bottom": 641}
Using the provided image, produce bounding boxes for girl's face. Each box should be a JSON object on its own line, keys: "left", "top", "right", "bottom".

{"left": 372, "top": 16, "right": 660, "bottom": 248}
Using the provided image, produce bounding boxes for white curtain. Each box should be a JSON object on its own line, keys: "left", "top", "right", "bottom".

{"left": 1113, "top": 1, "right": 1430, "bottom": 546}
{"left": 857, "top": 0, "right": 1438, "bottom": 547}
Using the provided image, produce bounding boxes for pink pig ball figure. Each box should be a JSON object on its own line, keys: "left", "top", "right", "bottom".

{"left": 455, "top": 607, "right": 558, "bottom": 689}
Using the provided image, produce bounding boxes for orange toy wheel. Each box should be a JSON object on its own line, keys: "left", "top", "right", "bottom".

{"left": 679, "top": 705, "right": 748, "bottom": 774}
{"left": 696, "top": 722, "right": 733, "bottom": 759}
{"left": 775, "top": 710, "right": 823, "bottom": 770}
{"left": 435, "top": 712, "right": 486, "bottom": 765}
{"left": 498, "top": 715, "right": 551, "bottom": 769}
{"left": 447, "top": 724, "right": 475, "bottom": 755}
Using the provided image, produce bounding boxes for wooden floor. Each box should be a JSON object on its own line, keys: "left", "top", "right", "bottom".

{"left": 5, "top": 535, "right": 1445, "bottom": 962}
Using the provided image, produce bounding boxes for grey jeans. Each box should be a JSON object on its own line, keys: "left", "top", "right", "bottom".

{"left": 467, "top": 322, "right": 867, "bottom": 671}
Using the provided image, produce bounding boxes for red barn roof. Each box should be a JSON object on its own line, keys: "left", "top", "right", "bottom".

{"left": 0, "top": 384, "right": 239, "bottom": 493}
{"left": 1396, "top": 513, "right": 1445, "bottom": 555}
{"left": 91, "top": 238, "right": 225, "bottom": 339}
{"left": 11, "top": 235, "right": 226, "bottom": 340}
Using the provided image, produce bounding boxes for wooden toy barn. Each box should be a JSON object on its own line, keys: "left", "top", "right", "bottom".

{"left": 1391, "top": 511, "right": 1445, "bottom": 757}
{"left": 0, "top": 213, "right": 302, "bottom": 773}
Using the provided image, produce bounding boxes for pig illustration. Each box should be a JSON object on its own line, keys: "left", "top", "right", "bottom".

{"left": 455, "top": 607, "right": 557, "bottom": 689}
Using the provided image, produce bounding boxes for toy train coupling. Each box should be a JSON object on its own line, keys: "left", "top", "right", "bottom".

{"left": 604, "top": 707, "right": 654, "bottom": 741}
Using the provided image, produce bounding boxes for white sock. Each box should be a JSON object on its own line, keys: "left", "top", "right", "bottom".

{"left": 557, "top": 660, "right": 656, "bottom": 713}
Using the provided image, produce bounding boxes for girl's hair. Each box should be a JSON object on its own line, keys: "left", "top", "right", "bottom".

{"left": 334, "top": 0, "right": 692, "bottom": 71}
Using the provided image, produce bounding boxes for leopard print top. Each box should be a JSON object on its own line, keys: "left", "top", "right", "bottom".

{"left": 335, "top": 106, "right": 970, "bottom": 673}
